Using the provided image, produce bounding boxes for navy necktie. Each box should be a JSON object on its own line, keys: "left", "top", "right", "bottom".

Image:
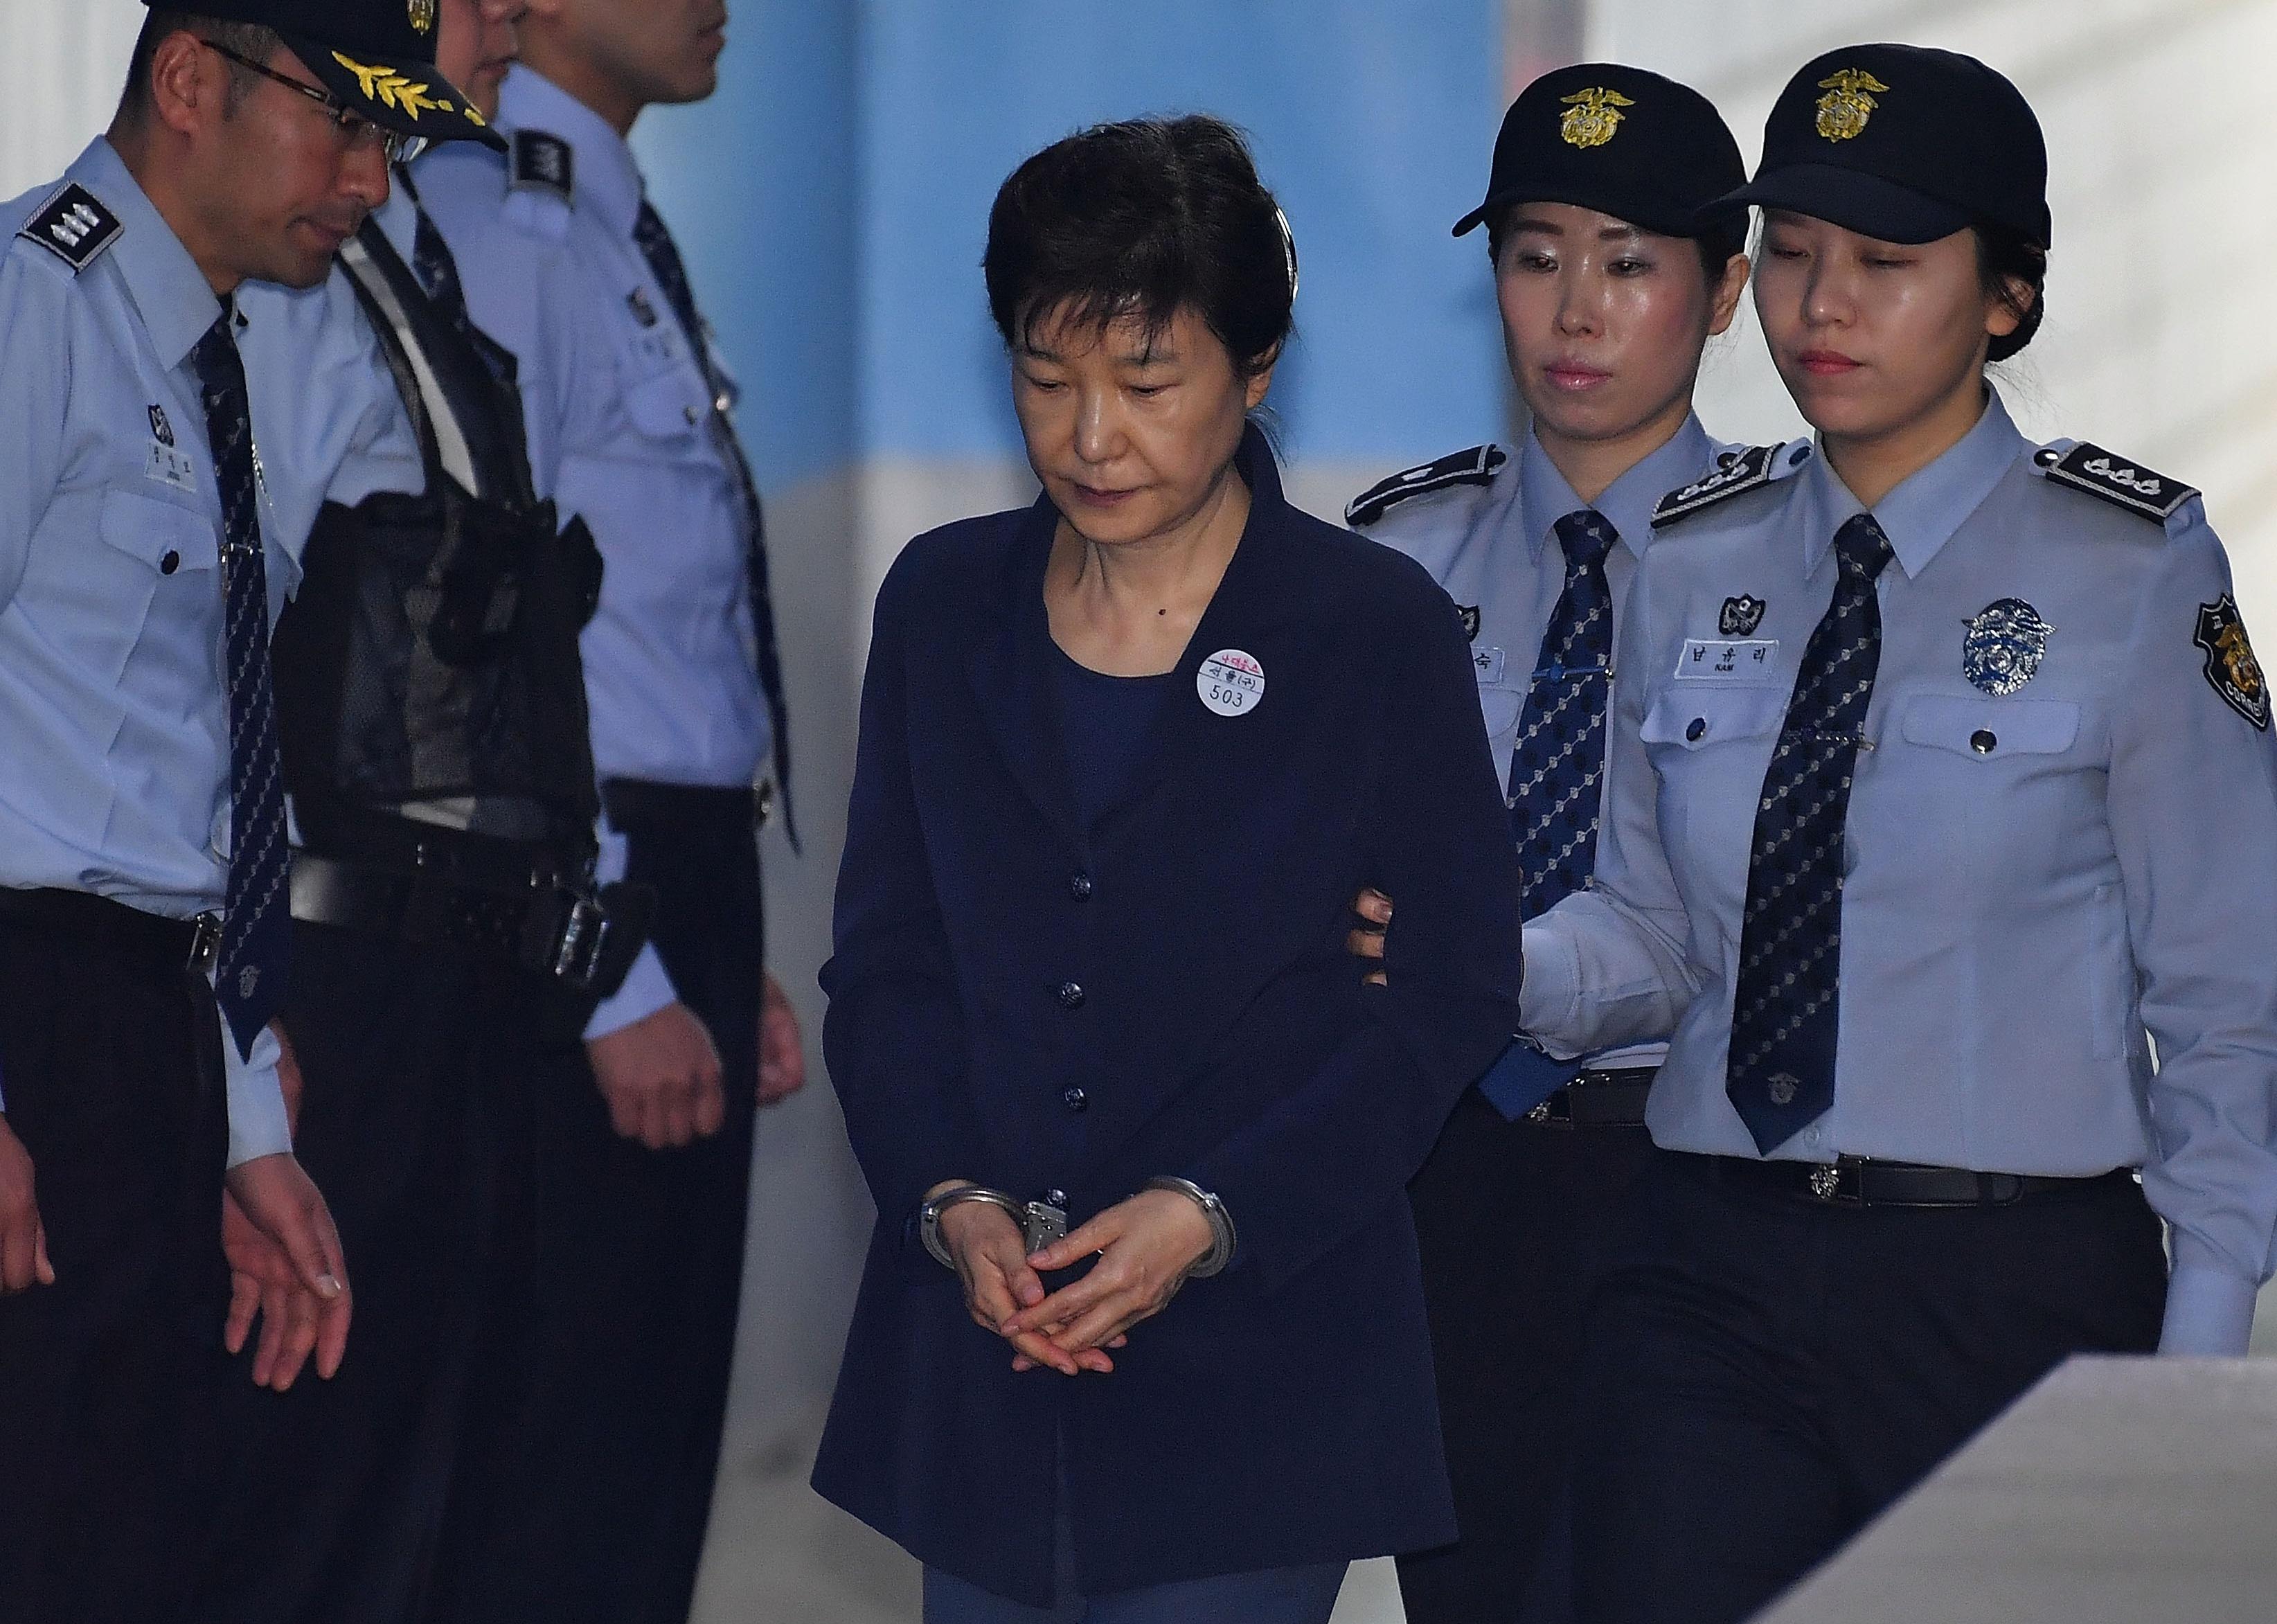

{"left": 190, "top": 312, "right": 291, "bottom": 1061}
{"left": 631, "top": 199, "right": 796, "bottom": 846}
{"left": 1476, "top": 508, "right": 1617, "bottom": 1119}
{"left": 1726, "top": 512, "right": 1894, "bottom": 1152}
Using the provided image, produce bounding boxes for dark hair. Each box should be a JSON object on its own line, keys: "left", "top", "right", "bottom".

{"left": 1485, "top": 204, "right": 1747, "bottom": 291}
{"left": 1976, "top": 224, "right": 2047, "bottom": 364}
{"left": 984, "top": 115, "right": 1296, "bottom": 379}
{"left": 120, "top": 12, "right": 281, "bottom": 123}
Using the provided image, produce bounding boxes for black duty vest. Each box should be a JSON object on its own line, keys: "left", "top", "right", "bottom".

{"left": 274, "top": 214, "right": 605, "bottom": 860}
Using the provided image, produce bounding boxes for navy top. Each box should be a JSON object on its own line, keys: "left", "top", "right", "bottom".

{"left": 813, "top": 425, "right": 1525, "bottom": 1603}
{"left": 1050, "top": 644, "right": 1176, "bottom": 826}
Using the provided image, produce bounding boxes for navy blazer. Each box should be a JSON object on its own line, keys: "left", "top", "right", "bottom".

{"left": 812, "top": 429, "right": 1524, "bottom": 1604}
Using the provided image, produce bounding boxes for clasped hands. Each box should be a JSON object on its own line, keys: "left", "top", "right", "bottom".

{"left": 927, "top": 1180, "right": 1215, "bottom": 1377}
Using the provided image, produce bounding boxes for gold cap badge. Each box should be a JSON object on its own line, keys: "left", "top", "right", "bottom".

{"left": 1559, "top": 88, "right": 1636, "bottom": 151}
{"left": 1814, "top": 70, "right": 1890, "bottom": 141}
{"left": 409, "top": 0, "right": 437, "bottom": 34}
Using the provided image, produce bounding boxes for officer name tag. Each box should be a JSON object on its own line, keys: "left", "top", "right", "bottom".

{"left": 1675, "top": 638, "right": 1778, "bottom": 681}
{"left": 146, "top": 438, "right": 196, "bottom": 493}
{"left": 1473, "top": 646, "right": 1506, "bottom": 684}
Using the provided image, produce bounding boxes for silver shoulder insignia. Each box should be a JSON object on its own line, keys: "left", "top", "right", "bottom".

{"left": 17, "top": 183, "right": 123, "bottom": 274}
{"left": 2035, "top": 442, "right": 2197, "bottom": 524}
{"left": 1652, "top": 443, "right": 1795, "bottom": 528}
{"left": 510, "top": 130, "right": 575, "bottom": 203}
{"left": 1346, "top": 445, "right": 1506, "bottom": 528}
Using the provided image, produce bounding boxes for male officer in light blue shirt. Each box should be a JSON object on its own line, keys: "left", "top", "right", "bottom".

{"left": 413, "top": 6, "right": 806, "bottom": 1618}
{"left": 0, "top": 3, "right": 499, "bottom": 1617}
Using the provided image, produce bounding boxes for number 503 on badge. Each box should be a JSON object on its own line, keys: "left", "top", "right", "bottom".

{"left": 1199, "top": 649, "right": 1266, "bottom": 717}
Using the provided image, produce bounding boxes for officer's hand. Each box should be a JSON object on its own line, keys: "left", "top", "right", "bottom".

{"left": 222, "top": 1186, "right": 325, "bottom": 1390}
{"left": 1347, "top": 888, "right": 1392, "bottom": 987}
{"left": 758, "top": 972, "right": 807, "bottom": 1107}
{"left": 586, "top": 1001, "right": 724, "bottom": 1150}
{"left": 927, "top": 1181, "right": 1111, "bottom": 1377}
{"left": 1006, "top": 1189, "right": 1214, "bottom": 1357}
{"left": 222, "top": 1153, "right": 350, "bottom": 1385}
{"left": 0, "top": 1116, "right": 55, "bottom": 1294}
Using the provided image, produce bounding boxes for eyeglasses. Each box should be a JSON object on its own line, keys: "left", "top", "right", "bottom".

{"left": 202, "top": 41, "right": 428, "bottom": 166}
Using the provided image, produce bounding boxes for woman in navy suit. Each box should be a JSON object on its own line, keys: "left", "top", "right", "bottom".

{"left": 812, "top": 116, "right": 1525, "bottom": 1623}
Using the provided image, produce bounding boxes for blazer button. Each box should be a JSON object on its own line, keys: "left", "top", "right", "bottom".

{"left": 159, "top": 550, "right": 181, "bottom": 575}
{"left": 1069, "top": 872, "right": 1094, "bottom": 900}
{"left": 1057, "top": 981, "right": 1086, "bottom": 1010}
{"left": 1061, "top": 1087, "right": 1088, "bottom": 1114}
{"left": 1970, "top": 729, "right": 1997, "bottom": 755}
{"left": 1686, "top": 717, "right": 1707, "bottom": 742}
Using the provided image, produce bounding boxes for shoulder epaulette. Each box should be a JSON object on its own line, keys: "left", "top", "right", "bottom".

{"left": 510, "top": 130, "right": 574, "bottom": 204}
{"left": 1651, "top": 443, "right": 1802, "bottom": 528}
{"left": 2033, "top": 442, "right": 2198, "bottom": 524}
{"left": 15, "top": 183, "right": 122, "bottom": 274}
{"left": 1346, "top": 445, "right": 1506, "bottom": 528}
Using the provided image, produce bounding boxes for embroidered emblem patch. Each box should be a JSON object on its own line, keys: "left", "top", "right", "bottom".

{"left": 332, "top": 53, "right": 454, "bottom": 118}
{"left": 1559, "top": 87, "right": 1636, "bottom": 150}
{"left": 148, "top": 403, "right": 175, "bottom": 448}
{"left": 1815, "top": 70, "right": 1889, "bottom": 141}
{"left": 1458, "top": 605, "right": 1482, "bottom": 643}
{"left": 1720, "top": 596, "right": 1766, "bottom": 637}
{"left": 1962, "top": 599, "right": 2054, "bottom": 697}
{"left": 17, "top": 183, "right": 123, "bottom": 273}
{"left": 2195, "top": 596, "right": 2269, "bottom": 730}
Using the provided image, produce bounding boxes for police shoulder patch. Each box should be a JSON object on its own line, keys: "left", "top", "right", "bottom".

{"left": 1346, "top": 445, "right": 1506, "bottom": 528}
{"left": 1651, "top": 443, "right": 1800, "bottom": 528}
{"left": 510, "top": 130, "right": 575, "bottom": 203}
{"left": 16, "top": 183, "right": 123, "bottom": 274}
{"left": 2034, "top": 442, "right": 2198, "bottom": 524}
{"left": 2194, "top": 594, "right": 2269, "bottom": 731}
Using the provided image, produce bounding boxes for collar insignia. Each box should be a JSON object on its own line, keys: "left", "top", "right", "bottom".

{"left": 510, "top": 130, "right": 575, "bottom": 202}
{"left": 2195, "top": 596, "right": 2269, "bottom": 731}
{"left": 1720, "top": 596, "right": 1766, "bottom": 637}
{"left": 1560, "top": 87, "right": 1636, "bottom": 150}
{"left": 1816, "top": 70, "right": 1890, "bottom": 141}
{"left": 17, "top": 183, "right": 123, "bottom": 273}
{"left": 1345, "top": 445, "right": 1507, "bottom": 528}
{"left": 1962, "top": 599, "right": 2054, "bottom": 697}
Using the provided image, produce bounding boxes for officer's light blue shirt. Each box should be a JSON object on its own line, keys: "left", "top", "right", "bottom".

{"left": 1526, "top": 391, "right": 2277, "bottom": 1355}
{"left": 0, "top": 140, "right": 397, "bottom": 1163}
{"left": 418, "top": 69, "right": 776, "bottom": 1038}
{"left": 1361, "top": 414, "right": 1725, "bottom": 1074}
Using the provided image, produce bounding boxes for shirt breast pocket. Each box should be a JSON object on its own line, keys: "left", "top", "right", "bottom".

{"left": 1897, "top": 693, "right": 2080, "bottom": 762}
{"left": 1641, "top": 685, "right": 1790, "bottom": 861}
{"left": 621, "top": 366, "right": 713, "bottom": 460}
{"left": 91, "top": 488, "right": 220, "bottom": 679}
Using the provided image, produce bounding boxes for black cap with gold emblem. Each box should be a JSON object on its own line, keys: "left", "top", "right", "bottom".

{"left": 1722, "top": 44, "right": 2048, "bottom": 248}
{"left": 141, "top": 0, "right": 504, "bottom": 152}
{"left": 1452, "top": 63, "right": 1744, "bottom": 241}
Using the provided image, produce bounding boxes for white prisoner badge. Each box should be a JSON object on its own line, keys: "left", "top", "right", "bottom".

{"left": 1961, "top": 599, "right": 2054, "bottom": 697}
{"left": 1197, "top": 649, "right": 1265, "bottom": 718}
{"left": 1720, "top": 596, "right": 1766, "bottom": 637}
{"left": 2195, "top": 595, "right": 2269, "bottom": 731}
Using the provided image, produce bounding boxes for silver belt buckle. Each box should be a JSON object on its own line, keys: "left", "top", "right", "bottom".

{"left": 187, "top": 911, "right": 223, "bottom": 974}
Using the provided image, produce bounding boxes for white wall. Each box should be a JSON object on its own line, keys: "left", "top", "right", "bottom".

{"left": 0, "top": 0, "right": 143, "bottom": 199}
{"left": 1589, "top": 0, "right": 2277, "bottom": 616}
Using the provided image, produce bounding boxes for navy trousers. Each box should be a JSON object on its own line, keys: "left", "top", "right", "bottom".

{"left": 1396, "top": 1087, "right": 1654, "bottom": 1624}
{"left": 1572, "top": 1148, "right": 2168, "bottom": 1624}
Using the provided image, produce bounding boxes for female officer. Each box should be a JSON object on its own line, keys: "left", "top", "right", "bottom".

{"left": 811, "top": 116, "right": 1524, "bottom": 1623}
{"left": 1516, "top": 44, "right": 2277, "bottom": 1624}
{"left": 1343, "top": 63, "right": 1748, "bottom": 1624}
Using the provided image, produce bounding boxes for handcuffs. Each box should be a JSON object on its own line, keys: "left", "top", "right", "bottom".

{"left": 919, "top": 1177, "right": 1235, "bottom": 1281}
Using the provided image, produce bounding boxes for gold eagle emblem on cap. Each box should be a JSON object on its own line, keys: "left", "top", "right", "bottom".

{"left": 1559, "top": 87, "right": 1636, "bottom": 150}
{"left": 409, "top": 0, "right": 437, "bottom": 34}
{"left": 1815, "top": 69, "right": 1890, "bottom": 141}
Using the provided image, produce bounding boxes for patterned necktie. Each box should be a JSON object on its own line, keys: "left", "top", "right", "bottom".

{"left": 630, "top": 199, "right": 796, "bottom": 846}
{"left": 400, "top": 166, "right": 513, "bottom": 384}
{"left": 1726, "top": 512, "right": 1894, "bottom": 1153}
{"left": 190, "top": 312, "right": 291, "bottom": 1062}
{"left": 1476, "top": 508, "right": 1616, "bottom": 1120}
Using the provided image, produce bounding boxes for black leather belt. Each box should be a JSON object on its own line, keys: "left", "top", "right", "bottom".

{"left": 601, "top": 778, "right": 769, "bottom": 834}
{"left": 1703, "top": 1152, "right": 2137, "bottom": 1208}
{"left": 289, "top": 848, "right": 652, "bottom": 996}
{"left": 1527, "top": 1067, "right": 1655, "bottom": 1129}
{"left": 0, "top": 886, "right": 220, "bottom": 977}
